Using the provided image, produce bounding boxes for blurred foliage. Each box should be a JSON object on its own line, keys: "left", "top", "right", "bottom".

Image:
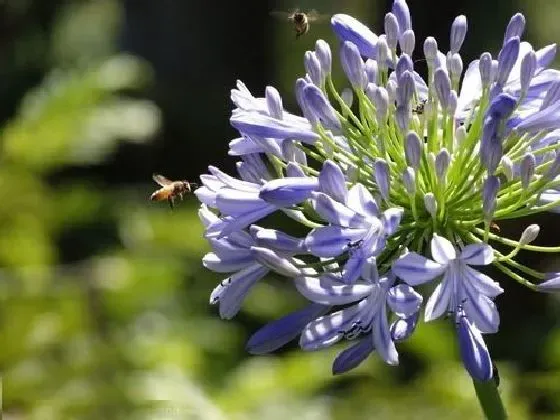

{"left": 0, "top": 0, "right": 560, "bottom": 419}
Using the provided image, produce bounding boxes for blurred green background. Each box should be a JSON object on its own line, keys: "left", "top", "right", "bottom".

{"left": 2, "top": 0, "right": 560, "bottom": 419}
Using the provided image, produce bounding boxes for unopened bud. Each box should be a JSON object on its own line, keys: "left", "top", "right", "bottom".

{"left": 519, "top": 224, "right": 540, "bottom": 246}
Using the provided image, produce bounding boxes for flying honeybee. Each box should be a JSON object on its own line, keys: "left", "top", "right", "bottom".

{"left": 150, "top": 174, "right": 195, "bottom": 209}
{"left": 270, "top": 9, "right": 329, "bottom": 39}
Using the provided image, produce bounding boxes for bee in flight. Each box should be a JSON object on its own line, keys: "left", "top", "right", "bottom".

{"left": 150, "top": 174, "right": 195, "bottom": 209}
{"left": 270, "top": 9, "right": 329, "bottom": 39}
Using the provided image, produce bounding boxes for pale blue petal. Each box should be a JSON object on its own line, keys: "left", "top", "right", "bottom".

{"left": 536, "top": 43, "right": 557, "bottom": 72}
{"left": 260, "top": 177, "right": 319, "bottom": 207}
{"left": 202, "top": 252, "right": 254, "bottom": 273}
{"left": 463, "top": 266, "right": 504, "bottom": 297}
{"left": 300, "top": 300, "right": 367, "bottom": 350}
{"left": 295, "top": 275, "right": 373, "bottom": 305}
{"left": 215, "top": 188, "right": 267, "bottom": 216}
{"left": 431, "top": 234, "right": 457, "bottom": 264}
{"left": 198, "top": 205, "right": 219, "bottom": 228}
{"left": 346, "top": 183, "right": 379, "bottom": 218}
{"left": 250, "top": 226, "right": 306, "bottom": 253}
{"left": 230, "top": 110, "right": 319, "bottom": 143}
{"left": 536, "top": 272, "right": 560, "bottom": 292}
{"left": 208, "top": 166, "right": 260, "bottom": 192}
{"left": 424, "top": 269, "right": 454, "bottom": 321}
{"left": 392, "top": 252, "right": 446, "bottom": 285}
{"left": 228, "top": 136, "right": 264, "bottom": 156}
{"left": 361, "top": 256, "right": 379, "bottom": 284}
{"left": 311, "top": 192, "right": 370, "bottom": 228}
{"left": 305, "top": 226, "right": 368, "bottom": 258}
{"left": 247, "top": 303, "right": 329, "bottom": 354}
{"left": 460, "top": 243, "right": 494, "bottom": 265}
{"left": 331, "top": 14, "right": 378, "bottom": 58}
{"left": 387, "top": 284, "right": 423, "bottom": 316}
{"left": 251, "top": 246, "right": 302, "bottom": 277}
{"left": 194, "top": 186, "right": 217, "bottom": 208}
{"left": 463, "top": 284, "right": 500, "bottom": 333}
{"left": 341, "top": 250, "right": 367, "bottom": 284}
{"left": 204, "top": 204, "right": 277, "bottom": 239}
{"left": 372, "top": 308, "right": 399, "bottom": 365}
{"left": 332, "top": 337, "right": 375, "bottom": 375}
{"left": 210, "top": 264, "right": 270, "bottom": 319}
{"left": 382, "top": 208, "right": 404, "bottom": 236}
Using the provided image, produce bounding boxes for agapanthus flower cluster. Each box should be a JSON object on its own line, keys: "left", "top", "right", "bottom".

{"left": 195, "top": 0, "right": 560, "bottom": 382}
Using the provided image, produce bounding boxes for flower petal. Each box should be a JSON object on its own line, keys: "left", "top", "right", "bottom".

{"left": 460, "top": 243, "right": 494, "bottom": 265}
{"left": 311, "top": 192, "right": 370, "bottom": 228}
{"left": 251, "top": 246, "right": 302, "bottom": 277}
{"left": 300, "top": 300, "right": 368, "bottom": 350}
{"left": 431, "top": 234, "right": 457, "bottom": 264}
{"left": 260, "top": 177, "right": 319, "bottom": 207}
{"left": 456, "top": 312, "right": 494, "bottom": 382}
{"left": 246, "top": 303, "right": 329, "bottom": 354}
{"left": 332, "top": 337, "right": 375, "bottom": 375}
{"left": 305, "top": 226, "right": 368, "bottom": 258}
{"left": 536, "top": 272, "right": 560, "bottom": 292}
{"left": 346, "top": 183, "right": 379, "bottom": 218}
{"left": 382, "top": 208, "right": 404, "bottom": 236}
{"left": 202, "top": 251, "right": 253, "bottom": 273}
{"left": 295, "top": 275, "right": 373, "bottom": 305}
{"left": 463, "top": 266, "right": 504, "bottom": 298}
{"left": 204, "top": 204, "right": 277, "bottom": 239}
{"left": 424, "top": 269, "right": 454, "bottom": 322}
{"left": 210, "top": 264, "right": 270, "bottom": 319}
{"left": 372, "top": 307, "right": 399, "bottom": 365}
{"left": 215, "top": 188, "right": 268, "bottom": 216}
{"left": 392, "top": 252, "right": 446, "bottom": 285}
{"left": 250, "top": 226, "right": 305, "bottom": 253}
{"left": 463, "top": 285, "right": 500, "bottom": 333}
{"left": 387, "top": 284, "right": 423, "bottom": 316}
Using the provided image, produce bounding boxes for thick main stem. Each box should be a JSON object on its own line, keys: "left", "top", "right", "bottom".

{"left": 472, "top": 379, "right": 507, "bottom": 420}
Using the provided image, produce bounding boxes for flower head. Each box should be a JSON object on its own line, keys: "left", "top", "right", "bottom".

{"left": 193, "top": 1, "right": 560, "bottom": 382}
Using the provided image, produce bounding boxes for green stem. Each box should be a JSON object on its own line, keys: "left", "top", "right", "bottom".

{"left": 472, "top": 379, "right": 508, "bottom": 420}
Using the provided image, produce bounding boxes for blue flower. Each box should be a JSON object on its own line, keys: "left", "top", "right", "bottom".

{"left": 392, "top": 235, "right": 503, "bottom": 333}
{"left": 296, "top": 258, "right": 422, "bottom": 370}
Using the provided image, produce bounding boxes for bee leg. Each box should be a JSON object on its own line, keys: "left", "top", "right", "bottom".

{"left": 179, "top": 193, "right": 183, "bottom": 201}
{"left": 168, "top": 197, "right": 175, "bottom": 210}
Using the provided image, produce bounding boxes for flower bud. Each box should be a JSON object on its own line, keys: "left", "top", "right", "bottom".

{"left": 405, "top": 131, "right": 422, "bottom": 169}
{"left": 448, "top": 53, "right": 463, "bottom": 81}
{"left": 503, "top": 13, "right": 526, "bottom": 45}
{"left": 436, "top": 148, "right": 451, "bottom": 181}
{"left": 496, "top": 36, "right": 520, "bottom": 85}
{"left": 341, "top": 88, "right": 353, "bottom": 108}
{"left": 396, "top": 70, "right": 415, "bottom": 106}
{"left": 483, "top": 175, "right": 500, "bottom": 219}
{"left": 373, "top": 86, "right": 389, "bottom": 123}
{"left": 455, "top": 125, "right": 467, "bottom": 146}
{"left": 304, "top": 84, "right": 341, "bottom": 130}
{"left": 520, "top": 50, "right": 537, "bottom": 95}
{"left": 434, "top": 68, "right": 451, "bottom": 109}
{"left": 386, "top": 79, "right": 397, "bottom": 105}
{"left": 396, "top": 105, "right": 411, "bottom": 132}
{"left": 423, "top": 37, "right": 438, "bottom": 62}
{"left": 519, "top": 224, "right": 540, "bottom": 246}
{"left": 285, "top": 162, "right": 306, "bottom": 177}
{"left": 423, "top": 192, "right": 437, "bottom": 217}
{"left": 392, "top": 0, "right": 411, "bottom": 34}
{"left": 450, "top": 15, "right": 468, "bottom": 54}
{"left": 401, "top": 29, "right": 415, "bottom": 56}
{"left": 341, "top": 41, "right": 366, "bottom": 89}
{"left": 262, "top": 86, "right": 283, "bottom": 123}
{"left": 447, "top": 90, "right": 458, "bottom": 115}
{"left": 315, "top": 39, "right": 332, "bottom": 75}
{"left": 479, "top": 52, "right": 493, "bottom": 88}
{"left": 520, "top": 153, "right": 536, "bottom": 189}
{"left": 374, "top": 159, "right": 391, "bottom": 200}
{"left": 304, "top": 51, "right": 323, "bottom": 86}
{"left": 500, "top": 156, "right": 513, "bottom": 181}
{"left": 396, "top": 54, "right": 413, "bottom": 81}
{"left": 365, "top": 59, "right": 378, "bottom": 84}
{"left": 402, "top": 167, "right": 416, "bottom": 195}
{"left": 295, "top": 78, "right": 316, "bottom": 123}
{"left": 384, "top": 13, "right": 400, "bottom": 51}
{"left": 377, "top": 37, "right": 389, "bottom": 72}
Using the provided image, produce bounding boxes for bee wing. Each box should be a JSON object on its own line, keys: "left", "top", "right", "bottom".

{"left": 306, "top": 10, "right": 330, "bottom": 22}
{"left": 270, "top": 10, "right": 296, "bottom": 21}
{"left": 153, "top": 174, "right": 173, "bottom": 186}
